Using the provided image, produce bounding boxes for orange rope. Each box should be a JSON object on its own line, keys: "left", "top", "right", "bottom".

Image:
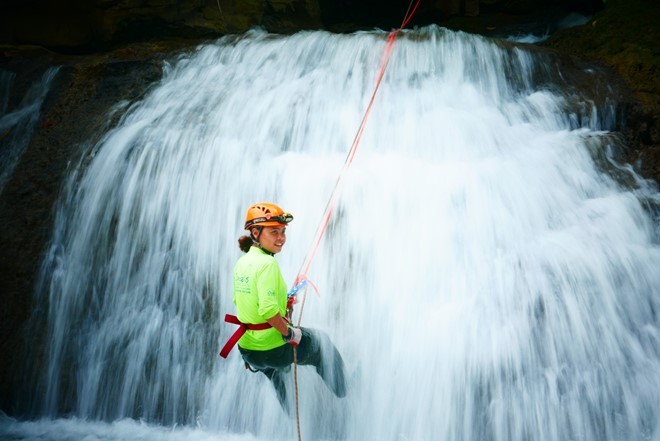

{"left": 290, "top": 2, "right": 421, "bottom": 440}
{"left": 293, "top": 0, "right": 421, "bottom": 324}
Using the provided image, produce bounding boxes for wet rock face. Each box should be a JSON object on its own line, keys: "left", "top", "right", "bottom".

{"left": 0, "top": 0, "right": 604, "bottom": 49}
{"left": 0, "top": 0, "right": 322, "bottom": 49}
{"left": 0, "top": 41, "right": 193, "bottom": 414}
{"left": 0, "top": 0, "right": 656, "bottom": 418}
{"left": 544, "top": 0, "right": 660, "bottom": 183}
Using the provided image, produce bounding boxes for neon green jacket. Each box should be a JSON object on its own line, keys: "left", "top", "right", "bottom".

{"left": 233, "top": 246, "right": 288, "bottom": 351}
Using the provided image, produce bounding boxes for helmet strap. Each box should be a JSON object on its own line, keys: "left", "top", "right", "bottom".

{"left": 250, "top": 226, "right": 274, "bottom": 256}
{"left": 250, "top": 226, "right": 262, "bottom": 244}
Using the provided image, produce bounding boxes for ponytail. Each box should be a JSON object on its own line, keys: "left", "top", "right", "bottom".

{"left": 238, "top": 226, "right": 262, "bottom": 253}
{"left": 238, "top": 235, "right": 252, "bottom": 253}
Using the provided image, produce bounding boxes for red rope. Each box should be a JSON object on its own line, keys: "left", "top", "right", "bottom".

{"left": 289, "top": 6, "right": 422, "bottom": 440}
{"left": 292, "top": 0, "right": 422, "bottom": 322}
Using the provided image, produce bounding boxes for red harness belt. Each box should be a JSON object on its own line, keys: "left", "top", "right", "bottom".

{"left": 219, "top": 314, "right": 272, "bottom": 358}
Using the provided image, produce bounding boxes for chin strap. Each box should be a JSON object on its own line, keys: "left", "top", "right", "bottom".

{"left": 250, "top": 227, "right": 274, "bottom": 256}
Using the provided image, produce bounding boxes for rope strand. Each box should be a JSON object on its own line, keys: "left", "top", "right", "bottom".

{"left": 293, "top": 347, "right": 302, "bottom": 441}
{"left": 293, "top": 0, "right": 421, "bottom": 323}
{"left": 291, "top": 2, "right": 420, "bottom": 439}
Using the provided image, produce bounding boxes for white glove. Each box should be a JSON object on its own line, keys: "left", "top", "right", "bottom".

{"left": 283, "top": 326, "right": 302, "bottom": 346}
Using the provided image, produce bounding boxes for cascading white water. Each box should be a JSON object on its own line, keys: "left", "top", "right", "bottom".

{"left": 4, "top": 27, "right": 660, "bottom": 441}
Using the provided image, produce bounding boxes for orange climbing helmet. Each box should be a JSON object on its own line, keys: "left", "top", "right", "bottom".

{"left": 244, "top": 202, "right": 294, "bottom": 230}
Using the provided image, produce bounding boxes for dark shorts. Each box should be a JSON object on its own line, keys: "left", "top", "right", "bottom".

{"left": 238, "top": 327, "right": 346, "bottom": 399}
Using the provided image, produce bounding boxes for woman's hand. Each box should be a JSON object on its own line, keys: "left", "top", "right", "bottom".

{"left": 283, "top": 327, "right": 302, "bottom": 346}
{"left": 266, "top": 313, "right": 301, "bottom": 345}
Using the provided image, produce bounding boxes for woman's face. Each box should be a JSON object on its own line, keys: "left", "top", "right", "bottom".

{"left": 254, "top": 225, "right": 287, "bottom": 254}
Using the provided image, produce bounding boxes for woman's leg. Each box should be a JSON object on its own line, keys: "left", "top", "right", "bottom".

{"left": 296, "top": 328, "right": 347, "bottom": 397}
{"left": 260, "top": 367, "right": 292, "bottom": 414}
{"left": 238, "top": 345, "right": 293, "bottom": 412}
{"left": 239, "top": 329, "right": 347, "bottom": 398}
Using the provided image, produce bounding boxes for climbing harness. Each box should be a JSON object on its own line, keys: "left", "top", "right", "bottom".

{"left": 218, "top": 314, "right": 272, "bottom": 358}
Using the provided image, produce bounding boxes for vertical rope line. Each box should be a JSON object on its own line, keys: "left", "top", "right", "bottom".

{"left": 291, "top": 3, "right": 420, "bottom": 440}
{"left": 293, "top": 0, "right": 421, "bottom": 324}
{"left": 293, "top": 347, "right": 302, "bottom": 441}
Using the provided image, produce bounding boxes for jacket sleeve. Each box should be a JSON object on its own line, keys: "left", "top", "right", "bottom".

{"left": 256, "top": 258, "right": 283, "bottom": 320}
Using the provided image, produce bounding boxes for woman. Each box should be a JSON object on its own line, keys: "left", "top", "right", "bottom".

{"left": 227, "top": 202, "right": 346, "bottom": 412}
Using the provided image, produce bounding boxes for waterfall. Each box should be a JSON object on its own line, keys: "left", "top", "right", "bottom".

{"left": 0, "top": 67, "right": 59, "bottom": 194}
{"left": 6, "top": 27, "right": 659, "bottom": 441}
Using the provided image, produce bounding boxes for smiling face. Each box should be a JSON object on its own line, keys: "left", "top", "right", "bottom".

{"left": 252, "top": 225, "right": 287, "bottom": 254}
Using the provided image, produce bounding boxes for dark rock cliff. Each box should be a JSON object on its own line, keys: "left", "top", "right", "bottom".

{"left": 2, "top": 0, "right": 605, "bottom": 50}
{"left": 0, "top": 42, "right": 197, "bottom": 414}
{"left": 544, "top": 0, "right": 659, "bottom": 182}
{"left": 0, "top": 0, "right": 322, "bottom": 50}
{"left": 1, "top": 0, "right": 658, "bottom": 416}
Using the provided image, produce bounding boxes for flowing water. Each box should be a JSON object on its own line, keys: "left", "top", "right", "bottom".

{"left": 3, "top": 27, "right": 660, "bottom": 441}
{"left": 0, "top": 67, "right": 59, "bottom": 194}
